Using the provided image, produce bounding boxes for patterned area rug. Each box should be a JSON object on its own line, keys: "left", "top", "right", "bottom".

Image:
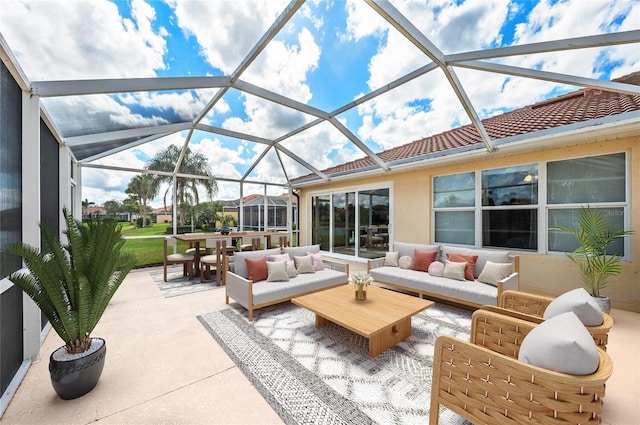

{"left": 148, "top": 266, "right": 223, "bottom": 298}
{"left": 198, "top": 297, "right": 473, "bottom": 424}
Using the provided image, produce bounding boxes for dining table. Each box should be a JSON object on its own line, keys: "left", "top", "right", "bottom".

{"left": 173, "top": 231, "right": 287, "bottom": 275}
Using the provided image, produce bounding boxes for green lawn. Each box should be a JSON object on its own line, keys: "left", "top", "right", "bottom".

{"left": 121, "top": 223, "right": 200, "bottom": 268}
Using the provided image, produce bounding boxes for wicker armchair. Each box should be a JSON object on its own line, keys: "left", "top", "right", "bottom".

{"left": 488, "top": 290, "right": 613, "bottom": 350}
{"left": 430, "top": 309, "right": 613, "bottom": 425}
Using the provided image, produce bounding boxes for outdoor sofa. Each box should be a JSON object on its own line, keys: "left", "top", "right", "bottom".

{"left": 225, "top": 244, "right": 349, "bottom": 321}
{"left": 368, "top": 242, "right": 519, "bottom": 308}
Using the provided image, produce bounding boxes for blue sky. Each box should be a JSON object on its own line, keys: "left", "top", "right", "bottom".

{"left": 1, "top": 0, "right": 639, "bottom": 206}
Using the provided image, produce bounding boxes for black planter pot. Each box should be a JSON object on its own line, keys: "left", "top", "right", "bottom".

{"left": 49, "top": 337, "right": 106, "bottom": 400}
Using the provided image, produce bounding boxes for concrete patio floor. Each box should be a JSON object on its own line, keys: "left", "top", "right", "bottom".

{"left": 1, "top": 263, "right": 638, "bottom": 424}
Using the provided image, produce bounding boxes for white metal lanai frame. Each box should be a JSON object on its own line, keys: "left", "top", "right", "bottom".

{"left": 13, "top": 0, "right": 640, "bottom": 189}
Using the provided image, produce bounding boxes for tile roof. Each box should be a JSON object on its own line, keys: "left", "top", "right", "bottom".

{"left": 293, "top": 71, "right": 640, "bottom": 184}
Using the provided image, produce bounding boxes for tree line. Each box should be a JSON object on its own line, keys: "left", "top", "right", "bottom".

{"left": 83, "top": 145, "right": 236, "bottom": 230}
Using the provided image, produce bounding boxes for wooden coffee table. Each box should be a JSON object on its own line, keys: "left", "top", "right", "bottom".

{"left": 292, "top": 284, "right": 434, "bottom": 356}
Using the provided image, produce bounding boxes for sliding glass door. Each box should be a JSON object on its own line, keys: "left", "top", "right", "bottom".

{"left": 312, "top": 195, "right": 330, "bottom": 250}
{"left": 312, "top": 187, "right": 390, "bottom": 259}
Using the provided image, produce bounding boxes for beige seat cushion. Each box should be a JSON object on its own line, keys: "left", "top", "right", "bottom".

{"left": 167, "top": 253, "right": 194, "bottom": 261}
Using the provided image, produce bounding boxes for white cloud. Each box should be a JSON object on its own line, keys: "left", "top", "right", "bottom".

{"left": 166, "top": 0, "right": 289, "bottom": 74}
{"left": 278, "top": 121, "right": 351, "bottom": 171}
{"left": 244, "top": 27, "right": 320, "bottom": 103}
{"left": 189, "top": 136, "right": 248, "bottom": 181}
{"left": 43, "top": 95, "right": 170, "bottom": 137}
{"left": 1, "top": 0, "right": 168, "bottom": 80}
{"left": 344, "top": 0, "right": 387, "bottom": 42}
{"left": 117, "top": 88, "right": 222, "bottom": 122}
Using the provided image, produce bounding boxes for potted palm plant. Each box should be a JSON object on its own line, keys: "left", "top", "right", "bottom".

{"left": 553, "top": 206, "right": 633, "bottom": 313}
{"left": 4, "top": 208, "right": 136, "bottom": 399}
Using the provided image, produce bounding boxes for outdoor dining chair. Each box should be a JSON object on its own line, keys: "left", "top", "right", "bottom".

{"left": 240, "top": 235, "right": 266, "bottom": 251}
{"left": 200, "top": 237, "right": 232, "bottom": 285}
{"left": 163, "top": 237, "right": 194, "bottom": 282}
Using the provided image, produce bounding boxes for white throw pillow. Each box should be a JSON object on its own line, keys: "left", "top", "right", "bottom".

{"left": 443, "top": 261, "right": 466, "bottom": 281}
{"left": 518, "top": 312, "right": 599, "bottom": 375}
{"left": 398, "top": 256, "right": 413, "bottom": 269}
{"left": 543, "top": 288, "right": 604, "bottom": 326}
{"left": 384, "top": 251, "right": 400, "bottom": 267}
{"left": 285, "top": 260, "right": 298, "bottom": 278}
{"left": 477, "top": 261, "right": 512, "bottom": 286}
{"left": 266, "top": 260, "right": 289, "bottom": 282}
{"left": 294, "top": 255, "right": 315, "bottom": 274}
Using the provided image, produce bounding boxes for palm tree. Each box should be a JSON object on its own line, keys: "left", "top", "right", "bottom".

{"left": 125, "top": 174, "right": 159, "bottom": 227}
{"left": 552, "top": 206, "right": 633, "bottom": 297}
{"left": 146, "top": 145, "right": 217, "bottom": 225}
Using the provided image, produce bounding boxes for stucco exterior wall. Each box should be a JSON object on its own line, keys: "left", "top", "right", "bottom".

{"left": 297, "top": 135, "right": 640, "bottom": 312}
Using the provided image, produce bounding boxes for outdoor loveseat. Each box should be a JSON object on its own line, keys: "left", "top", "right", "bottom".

{"left": 368, "top": 242, "right": 519, "bottom": 308}
{"left": 225, "top": 244, "right": 349, "bottom": 321}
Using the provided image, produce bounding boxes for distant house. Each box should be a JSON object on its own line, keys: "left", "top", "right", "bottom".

{"left": 152, "top": 206, "right": 174, "bottom": 223}
{"left": 82, "top": 206, "right": 106, "bottom": 220}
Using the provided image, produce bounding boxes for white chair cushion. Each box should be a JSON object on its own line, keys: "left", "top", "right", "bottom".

{"left": 283, "top": 244, "right": 320, "bottom": 258}
{"left": 167, "top": 253, "right": 194, "bottom": 261}
{"left": 518, "top": 311, "right": 599, "bottom": 375}
{"left": 200, "top": 254, "right": 219, "bottom": 265}
{"left": 543, "top": 288, "right": 604, "bottom": 326}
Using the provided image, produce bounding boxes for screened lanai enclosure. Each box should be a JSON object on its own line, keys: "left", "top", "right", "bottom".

{"left": 241, "top": 195, "right": 299, "bottom": 232}
{"left": 2, "top": 0, "right": 640, "bottom": 415}
{"left": 2, "top": 0, "right": 639, "bottom": 247}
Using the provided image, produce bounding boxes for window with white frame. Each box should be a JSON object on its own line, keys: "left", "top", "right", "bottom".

{"left": 434, "top": 165, "right": 539, "bottom": 249}
{"left": 547, "top": 152, "right": 627, "bottom": 256}
{"left": 433, "top": 172, "right": 475, "bottom": 245}
{"left": 481, "top": 164, "right": 538, "bottom": 250}
{"left": 433, "top": 152, "right": 628, "bottom": 255}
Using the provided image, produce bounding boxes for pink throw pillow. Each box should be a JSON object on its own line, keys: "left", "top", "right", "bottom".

{"left": 428, "top": 261, "right": 445, "bottom": 277}
{"left": 307, "top": 252, "right": 324, "bottom": 271}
